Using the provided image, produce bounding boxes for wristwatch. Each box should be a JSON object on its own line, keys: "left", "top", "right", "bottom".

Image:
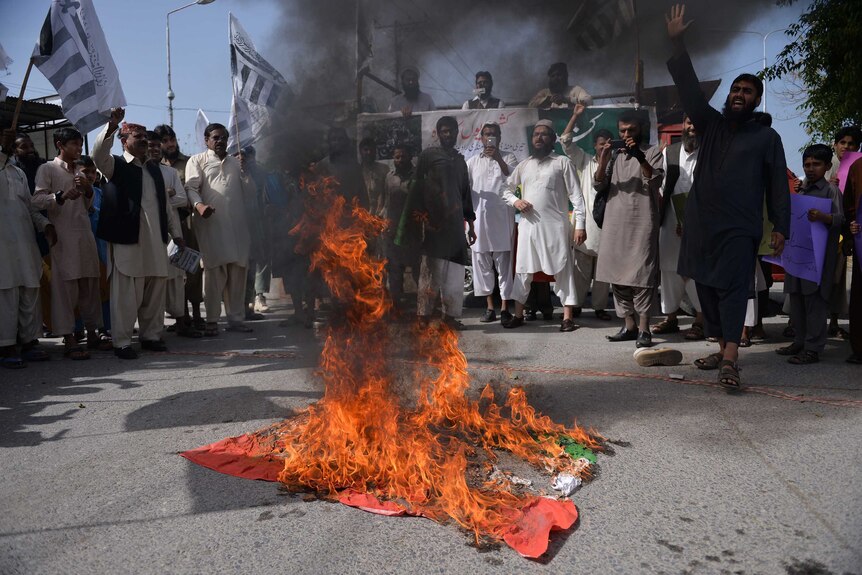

{"left": 54, "top": 191, "right": 65, "bottom": 205}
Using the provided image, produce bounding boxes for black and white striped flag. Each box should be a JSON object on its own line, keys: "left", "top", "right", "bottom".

{"left": 229, "top": 13, "right": 289, "bottom": 109}
{"left": 31, "top": 0, "right": 126, "bottom": 134}
{"left": 569, "top": 0, "right": 636, "bottom": 51}
{"left": 227, "top": 94, "right": 256, "bottom": 152}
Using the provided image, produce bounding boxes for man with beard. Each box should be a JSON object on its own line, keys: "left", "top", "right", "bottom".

{"left": 154, "top": 123, "right": 204, "bottom": 332}
{"left": 467, "top": 122, "right": 518, "bottom": 324}
{"left": 396, "top": 116, "right": 476, "bottom": 327}
{"left": 93, "top": 110, "right": 184, "bottom": 359}
{"left": 528, "top": 62, "right": 593, "bottom": 109}
{"left": 502, "top": 120, "right": 586, "bottom": 332}
{"left": 11, "top": 133, "right": 52, "bottom": 333}
{"left": 185, "top": 123, "right": 253, "bottom": 336}
{"left": 650, "top": 114, "right": 706, "bottom": 340}
{"left": 666, "top": 4, "right": 790, "bottom": 389}
{"left": 146, "top": 131, "right": 198, "bottom": 338}
{"left": 11, "top": 134, "right": 45, "bottom": 194}
{"left": 462, "top": 71, "right": 504, "bottom": 110}
{"left": 387, "top": 67, "right": 436, "bottom": 115}
{"left": 594, "top": 111, "right": 664, "bottom": 347}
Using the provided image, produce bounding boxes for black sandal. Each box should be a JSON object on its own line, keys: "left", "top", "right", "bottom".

{"left": 718, "top": 359, "right": 741, "bottom": 391}
{"left": 788, "top": 350, "right": 819, "bottom": 364}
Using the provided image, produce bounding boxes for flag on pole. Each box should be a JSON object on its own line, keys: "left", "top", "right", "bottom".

{"left": 31, "top": 0, "right": 126, "bottom": 134}
{"left": 0, "top": 42, "right": 13, "bottom": 73}
{"left": 356, "top": 0, "right": 373, "bottom": 78}
{"left": 229, "top": 13, "right": 289, "bottom": 109}
{"left": 194, "top": 108, "right": 209, "bottom": 153}
{"left": 227, "top": 94, "right": 256, "bottom": 152}
{"left": 569, "top": 0, "right": 636, "bottom": 51}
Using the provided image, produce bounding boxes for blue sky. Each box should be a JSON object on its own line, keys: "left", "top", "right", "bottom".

{"left": 1, "top": 0, "right": 811, "bottom": 172}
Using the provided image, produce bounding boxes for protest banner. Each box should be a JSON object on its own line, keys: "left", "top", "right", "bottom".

{"left": 764, "top": 194, "right": 831, "bottom": 284}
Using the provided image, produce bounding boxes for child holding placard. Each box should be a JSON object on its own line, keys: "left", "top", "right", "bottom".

{"left": 777, "top": 145, "right": 844, "bottom": 364}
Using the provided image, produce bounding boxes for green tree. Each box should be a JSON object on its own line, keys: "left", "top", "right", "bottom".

{"left": 763, "top": 0, "right": 862, "bottom": 142}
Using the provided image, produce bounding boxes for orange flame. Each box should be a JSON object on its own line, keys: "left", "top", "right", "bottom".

{"left": 272, "top": 175, "right": 602, "bottom": 542}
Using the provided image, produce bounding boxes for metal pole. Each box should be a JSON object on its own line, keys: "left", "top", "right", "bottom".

{"left": 166, "top": 1, "right": 204, "bottom": 128}
{"left": 166, "top": 12, "right": 175, "bottom": 126}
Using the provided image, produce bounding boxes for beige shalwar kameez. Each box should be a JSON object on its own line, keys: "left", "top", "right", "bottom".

{"left": 1, "top": 152, "right": 49, "bottom": 346}
{"left": 33, "top": 157, "right": 102, "bottom": 335}
{"left": 184, "top": 150, "right": 251, "bottom": 325}
{"left": 93, "top": 125, "right": 182, "bottom": 348}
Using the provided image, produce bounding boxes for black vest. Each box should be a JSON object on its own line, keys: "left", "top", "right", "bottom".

{"left": 96, "top": 157, "right": 169, "bottom": 245}
{"left": 468, "top": 96, "right": 501, "bottom": 109}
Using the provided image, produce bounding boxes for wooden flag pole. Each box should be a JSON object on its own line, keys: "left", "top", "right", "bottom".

{"left": 10, "top": 57, "right": 35, "bottom": 131}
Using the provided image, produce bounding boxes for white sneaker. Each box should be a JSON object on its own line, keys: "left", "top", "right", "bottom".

{"left": 254, "top": 294, "right": 269, "bottom": 312}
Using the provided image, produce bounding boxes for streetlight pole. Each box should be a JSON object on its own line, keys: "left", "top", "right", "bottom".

{"left": 707, "top": 28, "right": 788, "bottom": 113}
{"left": 166, "top": 0, "right": 216, "bottom": 127}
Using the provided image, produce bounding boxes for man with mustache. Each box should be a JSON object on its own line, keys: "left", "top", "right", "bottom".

{"left": 92, "top": 109, "right": 184, "bottom": 359}
{"left": 387, "top": 67, "right": 436, "bottom": 116}
{"left": 184, "top": 123, "right": 253, "bottom": 337}
{"left": 666, "top": 4, "right": 791, "bottom": 389}
{"left": 502, "top": 120, "right": 586, "bottom": 332}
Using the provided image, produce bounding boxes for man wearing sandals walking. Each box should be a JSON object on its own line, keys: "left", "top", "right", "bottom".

{"left": 666, "top": 5, "right": 790, "bottom": 389}
{"left": 93, "top": 110, "right": 184, "bottom": 359}
{"left": 184, "top": 124, "right": 254, "bottom": 336}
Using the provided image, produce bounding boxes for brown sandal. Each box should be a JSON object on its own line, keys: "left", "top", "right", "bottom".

{"left": 694, "top": 352, "right": 723, "bottom": 370}
{"left": 718, "top": 360, "right": 741, "bottom": 391}
{"left": 685, "top": 323, "right": 705, "bottom": 340}
{"left": 64, "top": 345, "right": 90, "bottom": 360}
{"left": 651, "top": 319, "right": 680, "bottom": 334}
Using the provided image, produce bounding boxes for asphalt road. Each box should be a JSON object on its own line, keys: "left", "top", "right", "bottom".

{"left": 1, "top": 289, "right": 860, "bottom": 575}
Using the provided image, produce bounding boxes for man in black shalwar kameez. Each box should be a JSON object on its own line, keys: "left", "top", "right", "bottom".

{"left": 665, "top": 4, "right": 791, "bottom": 389}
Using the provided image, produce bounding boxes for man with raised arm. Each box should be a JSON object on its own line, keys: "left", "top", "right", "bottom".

{"left": 92, "top": 109, "right": 184, "bottom": 359}
{"left": 665, "top": 4, "right": 790, "bottom": 389}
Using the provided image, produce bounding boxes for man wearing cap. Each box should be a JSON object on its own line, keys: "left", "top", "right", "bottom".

{"left": 502, "top": 120, "right": 586, "bottom": 332}
{"left": 396, "top": 116, "right": 475, "bottom": 327}
{"left": 466, "top": 122, "right": 518, "bottom": 324}
{"left": 462, "top": 72, "right": 504, "bottom": 110}
{"left": 388, "top": 67, "right": 436, "bottom": 116}
{"left": 528, "top": 63, "right": 593, "bottom": 109}
{"left": 92, "top": 109, "right": 184, "bottom": 359}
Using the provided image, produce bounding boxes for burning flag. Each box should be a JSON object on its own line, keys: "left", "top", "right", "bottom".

{"left": 182, "top": 175, "right": 605, "bottom": 558}
{"left": 568, "top": 0, "right": 637, "bottom": 51}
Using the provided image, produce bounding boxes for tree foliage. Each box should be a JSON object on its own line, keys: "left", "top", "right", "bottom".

{"left": 763, "top": 0, "right": 862, "bottom": 142}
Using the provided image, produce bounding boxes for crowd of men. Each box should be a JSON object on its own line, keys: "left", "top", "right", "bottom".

{"left": 2, "top": 5, "right": 860, "bottom": 390}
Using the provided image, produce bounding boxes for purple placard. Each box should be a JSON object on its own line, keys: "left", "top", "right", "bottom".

{"left": 855, "top": 201, "right": 862, "bottom": 267}
{"left": 764, "top": 194, "right": 832, "bottom": 284}
{"left": 837, "top": 152, "right": 862, "bottom": 193}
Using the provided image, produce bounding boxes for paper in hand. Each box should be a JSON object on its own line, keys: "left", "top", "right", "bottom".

{"left": 168, "top": 240, "right": 202, "bottom": 274}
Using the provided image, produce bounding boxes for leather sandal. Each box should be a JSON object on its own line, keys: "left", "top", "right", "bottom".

{"left": 694, "top": 352, "right": 723, "bottom": 370}
{"left": 650, "top": 319, "right": 680, "bottom": 335}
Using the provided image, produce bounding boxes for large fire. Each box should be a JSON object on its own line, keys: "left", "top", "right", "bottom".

{"left": 183, "top": 175, "right": 605, "bottom": 555}
{"left": 259, "top": 175, "right": 605, "bottom": 546}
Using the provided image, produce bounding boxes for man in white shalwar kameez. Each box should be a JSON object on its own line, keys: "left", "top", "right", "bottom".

{"left": 93, "top": 110, "right": 183, "bottom": 359}
{"left": 502, "top": 120, "right": 586, "bottom": 332}
{"left": 146, "top": 131, "right": 197, "bottom": 338}
{"left": 651, "top": 114, "right": 705, "bottom": 340}
{"left": 466, "top": 122, "right": 518, "bottom": 324}
{"left": 0, "top": 131, "right": 52, "bottom": 367}
{"left": 560, "top": 104, "right": 613, "bottom": 321}
{"left": 184, "top": 123, "right": 252, "bottom": 336}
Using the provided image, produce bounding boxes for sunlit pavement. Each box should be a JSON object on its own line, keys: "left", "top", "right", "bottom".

{"left": 1, "top": 286, "right": 859, "bottom": 575}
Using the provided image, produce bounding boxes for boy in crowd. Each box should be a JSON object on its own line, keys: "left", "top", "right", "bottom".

{"left": 777, "top": 145, "right": 844, "bottom": 364}
{"left": 33, "top": 128, "right": 105, "bottom": 359}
